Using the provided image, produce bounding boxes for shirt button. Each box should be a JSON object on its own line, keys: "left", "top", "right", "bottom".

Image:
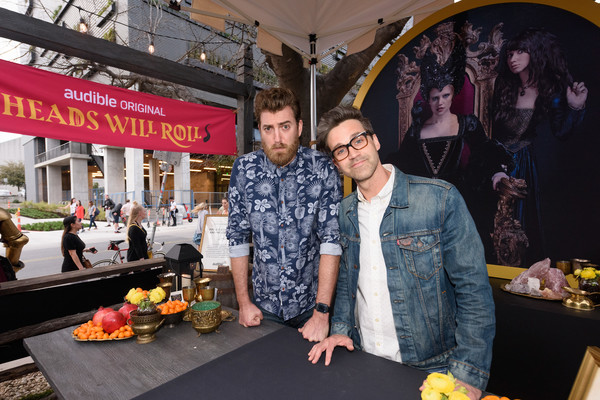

{"left": 374, "top": 292, "right": 378, "bottom": 296}
{"left": 354, "top": 264, "right": 358, "bottom": 269}
{"left": 376, "top": 342, "right": 381, "bottom": 347}
{"left": 375, "top": 318, "right": 380, "bottom": 323}
{"left": 372, "top": 266, "right": 377, "bottom": 270}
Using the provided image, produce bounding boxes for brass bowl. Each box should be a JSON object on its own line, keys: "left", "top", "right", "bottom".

{"left": 162, "top": 309, "right": 185, "bottom": 328}
{"left": 198, "top": 287, "right": 215, "bottom": 301}
{"left": 190, "top": 301, "right": 222, "bottom": 335}
{"left": 157, "top": 272, "right": 176, "bottom": 285}
{"left": 562, "top": 286, "right": 594, "bottom": 311}
{"left": 194, "top": 277, "right": 211, "bottom": 288}
{"left": 129, "top": 311, "right": 164, "bottom": 343}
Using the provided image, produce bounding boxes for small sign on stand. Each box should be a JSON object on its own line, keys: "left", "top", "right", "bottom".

{"left": 200, "top": 215, "right": 230, "bottom": 271}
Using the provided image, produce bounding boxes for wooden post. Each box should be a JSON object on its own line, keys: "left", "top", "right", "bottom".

{"left": 236, "top": 44, "right": 255, "bottom": 156}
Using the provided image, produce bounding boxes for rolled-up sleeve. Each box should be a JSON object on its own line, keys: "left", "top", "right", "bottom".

{"left": 317, "top": 159, "right": 342, "bottom": 256}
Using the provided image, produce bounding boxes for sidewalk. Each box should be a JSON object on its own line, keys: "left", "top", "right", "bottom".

{"left": 11, "top": 213, "right": 198, "bottom": 280}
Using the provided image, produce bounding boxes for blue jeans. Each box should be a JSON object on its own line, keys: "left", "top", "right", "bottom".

{"left": 256, "top": 303, "right": 313, "bottom": 329}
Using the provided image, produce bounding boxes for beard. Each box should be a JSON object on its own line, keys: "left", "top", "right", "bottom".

{"left": 264, "top": 137, "right": 300, "bottom": 166}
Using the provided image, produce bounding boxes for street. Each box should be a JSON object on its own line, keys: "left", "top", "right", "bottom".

{"left": 12, "top": 216, "right": 198, "bottom": 279}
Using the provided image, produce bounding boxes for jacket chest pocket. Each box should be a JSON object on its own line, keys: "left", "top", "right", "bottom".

{"left": 394, "top": 232, "right": 442, "bottom": 280}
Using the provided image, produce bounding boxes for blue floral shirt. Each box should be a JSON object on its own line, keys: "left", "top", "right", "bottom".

{"left": 226, "top": 146, "right": 342, "bottom": 320}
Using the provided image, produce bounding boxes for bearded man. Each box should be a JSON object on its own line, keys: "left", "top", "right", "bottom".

{"left": 226, "top": 88, "right": 342, "bottom": 342}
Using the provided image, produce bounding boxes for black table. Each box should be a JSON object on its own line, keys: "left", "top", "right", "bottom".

{"left": 135, "top": 326, "right": 429, "bottom": 400}
{"left": 25, "top": 310, "right": 429, "bottom": 400}
{"left": 24, "top": 310, "right": 282, "bottom": 399}
{"left": 487, "top": 278, "right": 600, "bottom": 400}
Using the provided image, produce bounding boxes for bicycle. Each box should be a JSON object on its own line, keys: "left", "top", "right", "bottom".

{"left": 92, "top": 239, "right": 166, "bottom": 267}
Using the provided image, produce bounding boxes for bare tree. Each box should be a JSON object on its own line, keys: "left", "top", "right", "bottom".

{"left": 264, "top": 19, "right": 409, "bottom": 146}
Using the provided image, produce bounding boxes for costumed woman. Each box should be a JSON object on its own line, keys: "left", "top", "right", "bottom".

{"left": 61, "top": 215, "right": 96, "bottom": 272}
{"left": 387, "top": 40, "right": 512, "bottom": 260}
{"left": 491, "top": 27, "right": 587, "bottom": 265}
{"left": 126, "top": 204, "right": 149, "bottom": 262}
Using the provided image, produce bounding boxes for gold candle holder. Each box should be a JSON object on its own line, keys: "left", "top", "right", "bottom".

{"left": 182, "top": 286, "right": 196, "bottom": 322}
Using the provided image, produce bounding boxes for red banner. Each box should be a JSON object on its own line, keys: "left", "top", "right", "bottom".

{"left": 0, "top": 59, "right": 236, "bottom": 154}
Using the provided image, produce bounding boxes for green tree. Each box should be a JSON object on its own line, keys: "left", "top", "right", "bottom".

{"left": 0, "top": 161, "right": 25, "bottom": 190}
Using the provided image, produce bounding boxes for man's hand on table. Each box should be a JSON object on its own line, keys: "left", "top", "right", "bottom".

{"left": 298, "top": 310, "right": 329, "bottom": 342}
{"left": 238, "top": 303, "right": 263, "bottom": 327}
{"left": 307, "top": 334, "right": 354, "bottom": 366}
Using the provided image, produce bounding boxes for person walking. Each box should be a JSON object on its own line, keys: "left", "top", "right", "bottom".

{"left": 112, "top": 202, "right": 123, "bottom": 233}
{"left": 169, "top": 197, "right": 177, "bottom": 226}
{"left": 87, "top": 201, "right": 98, "bottom": 230}
{"left": 75, "top": 200, "right": 85, "bottom": 233}
{"left": 103, "top": 194, "right": 115, "bottom": 227}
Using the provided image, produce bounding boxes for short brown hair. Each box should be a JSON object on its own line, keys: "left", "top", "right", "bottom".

{"left": 254, "top": 88, "right": 301, "bottom": 125}
{"left": 316, "top": 105, "right": 374, "bottom": 153}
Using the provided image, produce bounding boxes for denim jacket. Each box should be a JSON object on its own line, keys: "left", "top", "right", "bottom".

{"left": 331, "top": 167, "right": 495, "bottom": 390}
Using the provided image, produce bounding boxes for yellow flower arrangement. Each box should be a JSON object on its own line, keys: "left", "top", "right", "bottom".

{"left": 574, "top": 267, "right": 599, "bottom": 281}
{"left": 421, "top": 372, "right": 467, "bottom": 400}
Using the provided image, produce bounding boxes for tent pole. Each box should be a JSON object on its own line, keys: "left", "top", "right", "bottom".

{"left": 309, "top": 34, "right": 317, "bottom": 148}
{"left": 310, "top": 62, "right": 317, "bottom": 146}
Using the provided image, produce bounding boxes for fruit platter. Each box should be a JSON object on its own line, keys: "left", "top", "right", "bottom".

{"left": 72, "top": 285, "right": 168, "bottom": 342}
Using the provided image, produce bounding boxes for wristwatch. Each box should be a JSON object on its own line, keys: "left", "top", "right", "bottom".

{"left": 315, "top": 302, "right": 330, "bottom": 314}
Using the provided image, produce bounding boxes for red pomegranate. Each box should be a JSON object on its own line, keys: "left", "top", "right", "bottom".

{"left": 101, "top": 311, "right": 127, "bottom": 333}
{"left": 92, "top": 307, "right": 114, "bottom": 326}
{"left": 118, "top": 303, "right": 138, "bottom": 319}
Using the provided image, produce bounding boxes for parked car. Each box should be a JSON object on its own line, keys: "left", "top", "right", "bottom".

{"left": 0, "top": 189, "right": 12, "bottom": 197}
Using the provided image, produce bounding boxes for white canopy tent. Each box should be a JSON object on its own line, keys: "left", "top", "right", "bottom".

{"left": 174, "top": 0, "right": 454, "bottom": 141}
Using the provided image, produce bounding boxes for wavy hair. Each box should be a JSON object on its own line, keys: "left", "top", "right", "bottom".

{"left": 493, "top": 28, "right": 572, "bottom": 123}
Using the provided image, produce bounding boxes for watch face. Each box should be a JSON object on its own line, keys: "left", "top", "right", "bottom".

{"left": 316, "top": 303, "right": 329, "bottom": 313}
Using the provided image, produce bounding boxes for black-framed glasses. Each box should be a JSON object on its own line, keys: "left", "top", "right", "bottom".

{"left": 330, "top": 131, "right": 372, "bottom": 161}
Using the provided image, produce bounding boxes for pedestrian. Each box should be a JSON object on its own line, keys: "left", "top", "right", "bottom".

{"left": 87, "top": 201, "right": 98, "bottom": 230}
{"left": 103, "top": 194, "right": 115, "bottom": 227}
{"left": 309, "top": 105, "right": 495, "bottom": 400}
{"left": 126, "top": 204, "right": 149, "bottom": 262}
{"left": 75, "top": 200, "right": 85, "bottom": 233}
{"left": 61, "top": 215, "right": 97, "bottom": 272}
{"left": 121, "top": 199, "right": 132, "bottom": 222}
{"left": 217, "top": 198, "right": 228, "bottom": 215}
{"left": 64, "top": 198, "right": 77, "bottom": 216}
{"left": 169, "top": 197, "right": 177, "bottom": 226}
{"left": 112, "top": 202, "right": 123, "bottom": 233}
{"left": 226, "top": 87, "right": 342, "bottom": 342}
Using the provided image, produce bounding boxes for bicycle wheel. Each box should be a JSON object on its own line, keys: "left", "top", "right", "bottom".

{"left": 92, "top": 259, "right": 117, "bottom": 267}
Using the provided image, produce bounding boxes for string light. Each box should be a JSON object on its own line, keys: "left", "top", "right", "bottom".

{"left": 148, "top": 41, "right": 155, "bottom": 54}
{"left": 79, "top": 18, "right": 88, "bottom": 33}
{"left": 200, "top": 49, "right": 206, "bottom": 61}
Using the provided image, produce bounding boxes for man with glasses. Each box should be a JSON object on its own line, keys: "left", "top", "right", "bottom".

{"left": 309, "top": 105, "right": 495, "bottom": 400}
{"left": 226, "top": 88, "right": 342, "bottom": 342}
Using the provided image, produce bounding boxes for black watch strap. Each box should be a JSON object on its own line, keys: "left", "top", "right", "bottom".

{"left": 315, "top": 302, "right": 330, "bottom": 314}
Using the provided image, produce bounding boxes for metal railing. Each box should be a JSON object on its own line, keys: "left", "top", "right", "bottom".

{"left": 35, "top": 142, "right": 91, "bottom": 164}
